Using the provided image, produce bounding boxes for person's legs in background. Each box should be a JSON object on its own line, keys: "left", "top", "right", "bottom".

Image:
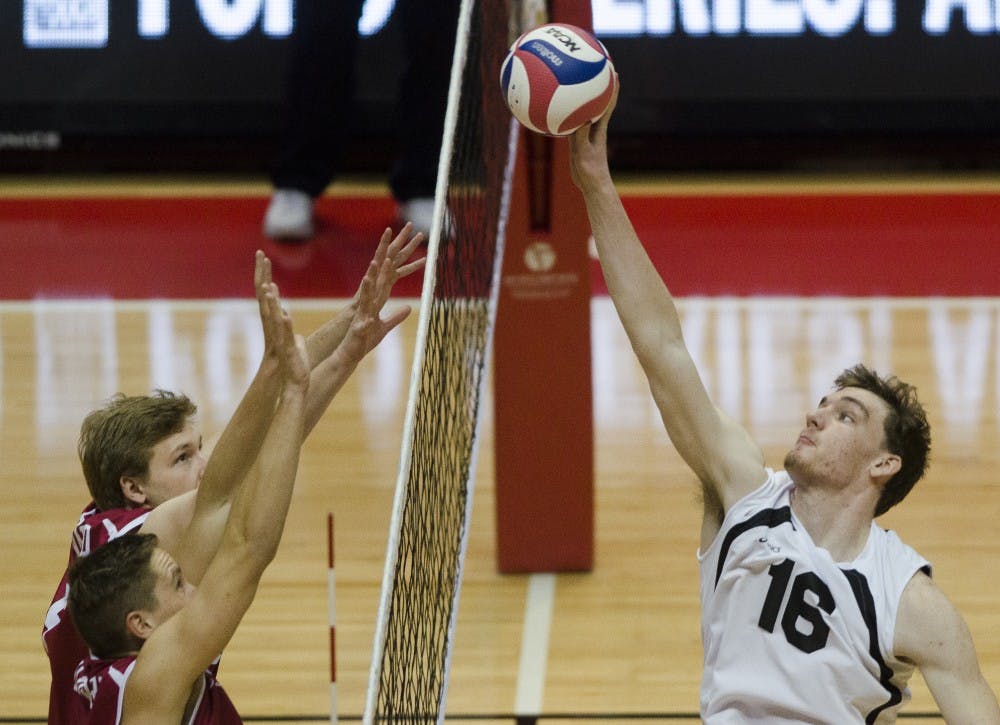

{"left": 264, "top": 0, "right": 365, "bottom": 240}
{"left": 264, "top": 0, "right": 459, "bottom": 242}
{"left": 389, "top": 0, "right": 460, "bottom": 237}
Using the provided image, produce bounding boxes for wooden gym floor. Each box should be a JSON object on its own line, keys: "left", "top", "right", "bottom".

{"left": 1, "top": 177, "right": 999, "bottom": 722}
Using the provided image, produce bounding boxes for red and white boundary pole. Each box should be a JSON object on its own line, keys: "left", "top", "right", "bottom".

{"left": 327, "top": 512, "right": 337, "bottom": 725}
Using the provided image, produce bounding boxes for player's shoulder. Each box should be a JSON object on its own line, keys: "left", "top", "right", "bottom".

{"left": 894, "top": 571, "right": 971, "bottom": 667}
{"left": 72, "top": 504, "right": 150, "bottom": 557}
{"left": 864, "top": 525, "right": 930, "bottom": 583}
{"left": 76, "top": 655, "right": 138, "bottom": 716}
{"left": 899, "top": 570, "right": 951, "bottom": 617}
{"left": 81, "top": 504, "right": 149, "bottom": 529}
{"left": 895, "top": 571, "right": 967, "bottom": 657}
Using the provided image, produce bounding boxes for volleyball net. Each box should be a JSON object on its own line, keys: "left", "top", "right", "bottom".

{"left": 363, "top": 0, "right": 521, "bottom": 721}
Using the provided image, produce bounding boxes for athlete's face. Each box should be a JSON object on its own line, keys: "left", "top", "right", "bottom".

{"left": 123, "top": 422, "right": 205, "bottom": 508}
{"left": 146, "top": 547, "right": 195, "bottom": 628}
{"left": 784, "top": 387, "right": 892, "bottom": 488}
{"left": 125, "top": 547, "right": 195, "bottom": 646}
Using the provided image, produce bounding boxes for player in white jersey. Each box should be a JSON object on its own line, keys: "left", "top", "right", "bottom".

{"left": 699, "top": 469, "right": 928, "bottom": 721}
{"left": 567, "top": 83, "right": 1000, "bottom": 721}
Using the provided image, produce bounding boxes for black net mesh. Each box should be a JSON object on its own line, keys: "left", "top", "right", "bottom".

{"left": 369, "top": 0, "right": 518, "bottom": 721}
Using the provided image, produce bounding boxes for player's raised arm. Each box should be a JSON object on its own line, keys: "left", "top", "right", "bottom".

{"left": 568, "top": 86, "right": 765, "bottom": 521}
{"left": 141, "top": 251, "right": 286, "bottom": 583}
{"left": 120, "top": 291, "right": 309, "bottom": 723}
{"left": 144, "top": 230, "right": 423, "bottom": 584}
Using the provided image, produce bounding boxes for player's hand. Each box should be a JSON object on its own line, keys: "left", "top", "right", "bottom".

{"left": 262, "top": 282, "right": 309, "bottom": 391}
{"left": 337, "top": 226, "right": 423, "bottom": 363}
{"left": 254, "top": 250, "right": 281, "bottom": 373}
{"left": 352, "top": 224, "right": 426, "bottom": 305}
{"left": 569, "top": 72, "right": 619, "bottom": 191}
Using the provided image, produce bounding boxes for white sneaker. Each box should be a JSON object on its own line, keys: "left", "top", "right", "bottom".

{"left": 263, "top": 188, "right": 314, "bottom": 240}
{"left": 397, "top": 197, "right": 436, "bottom": 238}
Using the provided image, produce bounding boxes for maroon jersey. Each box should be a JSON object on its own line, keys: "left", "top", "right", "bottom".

{"left": 75, "top": 654, "right": 242, "bottom": 724}
{"left": 43, "top": 503, "right": 150, "bottom": 725}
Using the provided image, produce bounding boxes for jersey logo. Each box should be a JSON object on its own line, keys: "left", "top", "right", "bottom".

{"left": 757, "top": 536, "right": 781, "bottom": 553}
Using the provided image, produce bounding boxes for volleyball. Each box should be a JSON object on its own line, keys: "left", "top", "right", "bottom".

{"left": 500, "top": 23, "right": 616, "bottom": 137}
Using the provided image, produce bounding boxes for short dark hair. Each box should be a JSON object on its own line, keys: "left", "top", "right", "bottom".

{"left": 67, "top": 533, "right": 159, "bottom": 659}
{"left": 834, "top": 364, "right": 931, "bottom": 516}
{"left": 78, "top": 391, "right": 197, "bottom": 510}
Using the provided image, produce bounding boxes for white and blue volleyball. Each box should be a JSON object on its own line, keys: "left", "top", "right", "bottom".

{"left": 500, "top": 23, "right": 616, "bottom": 137}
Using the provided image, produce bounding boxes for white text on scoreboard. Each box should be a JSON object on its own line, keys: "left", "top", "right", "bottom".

{"left": 22, "top": 0, "right": 1000, "bottom": 48}
{"left": 592, "top": 0, "right": 1000, "bottom": 37}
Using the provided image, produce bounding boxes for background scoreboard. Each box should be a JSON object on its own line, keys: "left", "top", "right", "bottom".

{"left": 4, "top": 0, "right": 1000, "bottom": 170}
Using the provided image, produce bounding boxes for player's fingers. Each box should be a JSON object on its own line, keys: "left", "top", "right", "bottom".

{"left": 593, "top": 73, "right": 619, "bottom": 140}
{"left": 399, "top": 230, "right": 425, "bottom": 260}
{"left": 396, "top": 257, "right": 426, "bottom": 279}
{"left": 255, "top": 250, "right": 272, "bottom": 288}
{"left": 386, "top": 222, "right": 413, "bottom": 255}
{"left": 371, "top": 227, "right": 393, "bottom": 269}
{"left": 382, "top": 306, "right": 411, "bottom": 331}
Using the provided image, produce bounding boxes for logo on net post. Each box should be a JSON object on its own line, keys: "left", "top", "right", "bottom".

{"left": 524, "top": 241, "right": 557, "bottom": 272}
{"left": 24, "top": 0, "right": 109, "bottom": 48}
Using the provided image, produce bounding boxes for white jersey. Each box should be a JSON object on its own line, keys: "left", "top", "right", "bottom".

{"left": 697, "top": 470, "right": 929, "bottom": 723}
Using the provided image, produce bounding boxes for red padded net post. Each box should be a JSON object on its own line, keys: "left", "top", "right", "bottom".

{"left": 494, "top": 0, "right": 595, "bottom": 573}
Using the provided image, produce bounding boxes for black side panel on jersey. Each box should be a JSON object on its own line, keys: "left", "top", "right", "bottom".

{"left": 841, "top": 568, "right": 902, "bottom": 724}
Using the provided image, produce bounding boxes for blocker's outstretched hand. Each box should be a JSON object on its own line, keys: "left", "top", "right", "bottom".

{"left": 339, "top": 224, "right": 426, "bottom": 364}
{"left": 292, "top": 225, "right": 426, "bottom": 439}
{"left": 352, "top": 222, "right": 426, "bottom": 303}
